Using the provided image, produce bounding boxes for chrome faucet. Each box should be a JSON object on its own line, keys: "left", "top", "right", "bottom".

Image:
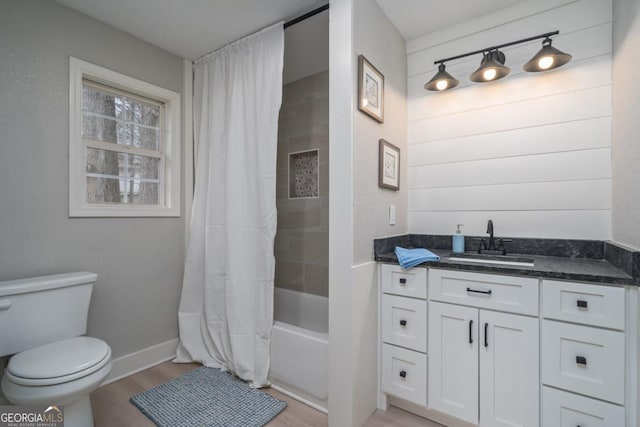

{"left": 486, "top": 219, "right": 496, "bottom": 250}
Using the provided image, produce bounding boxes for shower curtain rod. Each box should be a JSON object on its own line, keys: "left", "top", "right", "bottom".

{"left": 284, "top": 3, "right": 329, "bottom": 29}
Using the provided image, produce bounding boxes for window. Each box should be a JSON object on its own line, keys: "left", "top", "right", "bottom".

{"left": 69, "top": 57, "right": 181, "bottom": 216}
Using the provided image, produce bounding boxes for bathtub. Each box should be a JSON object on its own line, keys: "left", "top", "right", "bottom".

{"left": 270, "top": 287, "right": 328, "bottom": 412}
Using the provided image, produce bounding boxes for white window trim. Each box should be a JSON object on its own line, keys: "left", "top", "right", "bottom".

{"left": 69, "top": 57, "right": 181, "bottom": 217}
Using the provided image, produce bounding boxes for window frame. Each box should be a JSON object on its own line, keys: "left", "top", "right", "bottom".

{"left": 69, "top": 57, "right": 181, "bottom": 217}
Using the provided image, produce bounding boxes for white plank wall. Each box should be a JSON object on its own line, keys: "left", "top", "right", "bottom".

{"left": 406, "top": 0, "right": 612, "bottom": 239}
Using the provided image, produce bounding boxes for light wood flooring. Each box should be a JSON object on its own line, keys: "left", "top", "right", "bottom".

{"left": 91, "top": 361, "right": 442, "bottom": 427}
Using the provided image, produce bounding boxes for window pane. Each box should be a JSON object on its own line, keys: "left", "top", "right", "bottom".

{"left": 83, "top": 85, "right": 123, "bottom": 118}
{"left": 83, "top": 113, "right": 123, "bottom": 144}
{"left": 131, "top": 181, "right": 159, "bottom": 205}
{"left": 86, "top": 147, "right": 124, "bottom": 177}
{"left": 126, "top": 99, "right": 160, "bottom": 127}
{"left": 86, "top": 177, "right": 124, "bottom": 204}
{"left": 86, "top": 177, "right": 158, "bottom": 205}
{"left": 128, "top": 154, "right": 159, "bottom": 180}
{"left": 126, "top": 124, "right": 159, "bottom": 150}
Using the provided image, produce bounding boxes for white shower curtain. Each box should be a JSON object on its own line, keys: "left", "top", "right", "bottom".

{"left": 175, "top": 23, "right": 284, "bottom": 387}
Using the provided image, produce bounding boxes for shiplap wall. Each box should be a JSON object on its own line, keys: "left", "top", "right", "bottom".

{"left": 406, "top": 0, "right": 612, "bottom": 239}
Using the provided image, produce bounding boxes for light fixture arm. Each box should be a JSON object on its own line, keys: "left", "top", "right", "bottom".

{"left": 433, "top": 30, "right": 560, "bottom": 65}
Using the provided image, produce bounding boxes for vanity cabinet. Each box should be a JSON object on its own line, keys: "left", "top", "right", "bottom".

{"left": 378, "top": 263, "right": 636, "bottom": 427}
{"left": 428, "top": 270, "right": 539, "bottom": 427}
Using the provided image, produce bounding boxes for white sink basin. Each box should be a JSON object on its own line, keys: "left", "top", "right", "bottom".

{"left": 448, "top": 255, "right": 534, "bottom": 267}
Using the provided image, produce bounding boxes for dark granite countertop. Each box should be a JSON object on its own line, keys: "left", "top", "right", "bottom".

{"left": 374, "top": 235, "right": 640, "bottom": 286}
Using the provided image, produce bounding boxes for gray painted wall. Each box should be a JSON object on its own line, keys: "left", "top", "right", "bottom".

{"left": 283, "top": 10, "right": 329, "bottom": 84}
{"left": 353, "top": 0, "right": 408, "bottom": 264}
{"left": 612, "top": 0, "right": 640, "bottom": 250}
{"left": 0, "top": 0, "right": 186, "bottom": 358}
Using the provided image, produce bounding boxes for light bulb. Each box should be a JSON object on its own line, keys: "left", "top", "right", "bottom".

{"left": 436, "top": 80, "right": 448, "bottom": 90}
{"left": 483, "top": 68, "right": 497, "bottom": 81}
{"left": 538, "top": 56, "right": 554, "bottom": 70}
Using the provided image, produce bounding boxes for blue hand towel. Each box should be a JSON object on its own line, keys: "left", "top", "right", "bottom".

{"left": 394, "top": 247, "right": 440, "bottom": 269}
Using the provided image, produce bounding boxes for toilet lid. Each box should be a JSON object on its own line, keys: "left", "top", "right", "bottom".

{"left": 8, "top": 337, "right": 110, "bottom": 380}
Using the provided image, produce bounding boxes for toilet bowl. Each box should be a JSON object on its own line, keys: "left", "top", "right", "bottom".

{"left": 0, "top": 273, "right": 112, "bottom": 427}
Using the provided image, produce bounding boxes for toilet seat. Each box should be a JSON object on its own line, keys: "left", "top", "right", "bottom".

{"left": 6, "top": 337, "right": 111, "bottom": 387}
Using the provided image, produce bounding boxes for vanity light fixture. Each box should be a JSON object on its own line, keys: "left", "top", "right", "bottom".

{"left": 424, "top": 63, "right": 460, "bottom": 91}
{"left": 523, "top": 36, "right": 572, "bottom": 72}
{"left": 469, "top": 50, "right": 510, "bottom": 83}
{"left": 424, "top": 30, "right": 571, "bottom": 92}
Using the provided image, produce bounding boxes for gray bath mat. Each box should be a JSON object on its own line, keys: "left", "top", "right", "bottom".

{"left": 130, "top": 367, "right": 287, "bottom": 427}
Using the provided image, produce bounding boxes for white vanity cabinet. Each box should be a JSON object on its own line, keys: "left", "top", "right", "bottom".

{"left": 428, "top": 270, "right": 539, "bottom": 427}
{"left": 378, "top": 263, "right": 637, "bottom": 427}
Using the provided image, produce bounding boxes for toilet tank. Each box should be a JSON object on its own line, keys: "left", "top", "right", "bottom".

{"left": 0, "top": 272, "right": 97, "bottom": 357}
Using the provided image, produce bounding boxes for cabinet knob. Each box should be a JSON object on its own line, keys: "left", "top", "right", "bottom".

{"left": 576, "top": 299, "right": 588, "bottom": 309}
{"left": 399, "top": 319, "right": 407, "bottom": 327}
{"left": 399, "top": 278, "right": 407, "bottom": 285}
{"left": 399, "top": 370, "right": 407, "bottom": 378}
{"left": 576, "top": 355, "right": 587, "bottom": 366}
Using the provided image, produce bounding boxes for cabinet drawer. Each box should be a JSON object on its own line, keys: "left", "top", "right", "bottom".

{"left": 382, "top": 294, "right": 427, "bottom": 352}
{"left": 381, "top": 264, "right": 427, "bottom": 299}
{"left": 542, "top": 386, "right": 625, "bottom": 427}
{"left": 428, "top": 269, "right": 538, "bottom": 316}
{"left": 542, "top": 280, "right": 625, "bottom": 330}
{"left": 542, "top": 320, "right": 625, "bottom": 404}
{"left": 381, "top": 343, "right": 427, "bottom": 407}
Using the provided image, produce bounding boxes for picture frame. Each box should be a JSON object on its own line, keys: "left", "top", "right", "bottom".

{"left": 379, "top": 139, "right": 400, "bottom": 191}
{"left": 358, "top": 55, "right": 384, "bottom": 123}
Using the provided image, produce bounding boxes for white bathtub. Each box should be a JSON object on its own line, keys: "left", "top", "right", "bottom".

{"left": 270, "top": 288, "right": 328, "bottom": 412}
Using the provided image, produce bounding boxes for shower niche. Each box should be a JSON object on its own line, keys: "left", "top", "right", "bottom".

{"left": 289, "top": 149, "right": 319, "bottom": 199}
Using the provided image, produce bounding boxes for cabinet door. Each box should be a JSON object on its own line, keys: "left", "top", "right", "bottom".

{"left": 479, "top": 310, "right": 539, "bottom": 427}
{"left": 428, "top": 302, "right": 478, "bottom": 424}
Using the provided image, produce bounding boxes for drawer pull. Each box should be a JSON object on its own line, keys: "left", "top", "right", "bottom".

{"left": 399, "top": 278, "right": 407, "bottom": 285}
{"left": 576, "top": 299, "right": 588, "bottom": 309}
{"left": 469, "top": 320, "right": 473, "bottom": 344}
{"left": 0, "top": 300, "right": 12, "bottom": 310}
{"left": 484, "top": 323, "right": 489, "bottom": 348}
{"left": 399, "top": 370, "right": 407, "bottom": 378}
{"left": 467, "top": 287, "right": 492, "bottom": 295}
{"left": 576, "top": 356, "right": 587, "bottom": 366}
{"left": 399, "top": 319, "right": 407, "bottom": 327}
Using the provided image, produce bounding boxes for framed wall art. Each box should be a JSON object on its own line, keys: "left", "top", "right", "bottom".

{"left": 379, "top": 139, "right": 399, "bottom": 191}
{"left": 358, "top": 55, "right": 384, "bottom": 123}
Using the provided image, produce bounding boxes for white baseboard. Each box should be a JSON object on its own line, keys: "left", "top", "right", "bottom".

{"left": 101, "top": 338, "right": 179, "bottom": 386}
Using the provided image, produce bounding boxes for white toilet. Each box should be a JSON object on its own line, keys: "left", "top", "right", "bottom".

{"left": 0, "top": 272, "right": 112, "bottom": 427}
